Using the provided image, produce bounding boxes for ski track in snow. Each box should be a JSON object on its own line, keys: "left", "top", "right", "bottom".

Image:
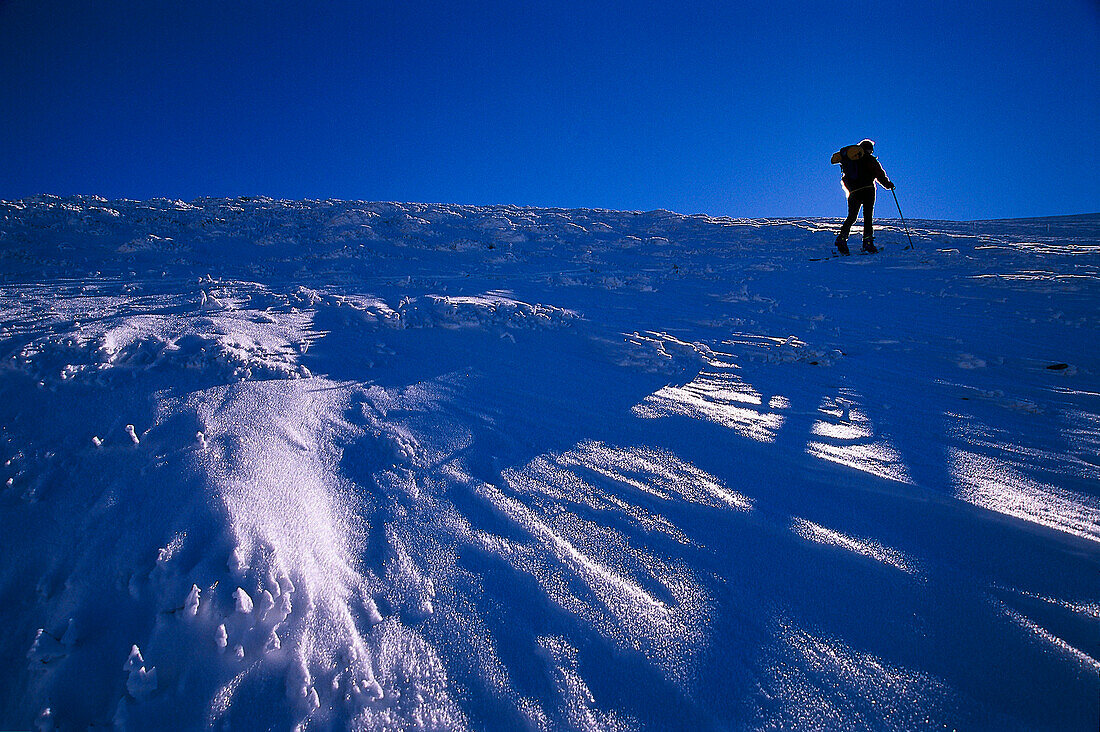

{"left": 1, "top": 196, "right": 1098, "bottom": 730}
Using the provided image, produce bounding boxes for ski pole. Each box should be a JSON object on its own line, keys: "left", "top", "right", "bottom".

{"left": 891, "top": 187, "right": 915, "bottom": 250}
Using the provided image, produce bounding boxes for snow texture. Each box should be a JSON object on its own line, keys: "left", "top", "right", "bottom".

{"left": 1, "top": 196, "right": 1097, "bottom": 730}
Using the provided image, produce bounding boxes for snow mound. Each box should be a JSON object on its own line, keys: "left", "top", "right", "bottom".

{"left": 9, "top": 310, "right": 313, "bottom": 383}
{"left": 394, "top": 294, "right": 577, "bottom": 331}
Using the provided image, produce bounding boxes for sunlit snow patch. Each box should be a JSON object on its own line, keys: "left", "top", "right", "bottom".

{"left": 757, "top": 618, "right": 959, "bottom": 729}
{"left": 1062, "top": 409, "right": 1100, "bottom": 468}
{"left": 554, "top": 440, "right": 753, "bottom": 512}
{"left": 633, "top": 356, "right": 787, "bottom": 443}
{"left": 988, "top": 596, "right": 1100, "bottom": 673}
{"left": 789, "top": 517, "right": 920, "bottom": 575}
{"left": 483, "top": 441, "right": 734, "bottom": 682}
{"left": 475, "top": 480, "right": 709, "bottom": 683}
{"left": 990, "top": 584, "right": 1100, "bottom": 621}
{"left": 950, "top": 448, "right": 1100, "bottom": 544}
{"left": 535, "top": 635, "right": 637, "bottom": 732}
{"left": 805, "top": 395, "right": 913, "bottom": 484}
{"left": 109, "top": 378, "right": 468, "bottom": 730}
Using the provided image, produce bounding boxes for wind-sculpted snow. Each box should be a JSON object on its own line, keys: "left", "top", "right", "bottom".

{"left": 1, "top": 197, "right": 1098, "bottom": 730}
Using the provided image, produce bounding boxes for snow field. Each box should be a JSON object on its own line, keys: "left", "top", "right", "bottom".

{"left": 1, "top": 197, "right": 1098, "bottom": 730}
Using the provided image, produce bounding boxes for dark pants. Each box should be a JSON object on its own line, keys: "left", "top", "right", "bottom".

{"left": 837, "top": 187, "right": 875, "bottom": 244}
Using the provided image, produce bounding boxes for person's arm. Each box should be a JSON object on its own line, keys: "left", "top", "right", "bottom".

{"left": 873, "top": 158, "right": 894, "bottom": 189}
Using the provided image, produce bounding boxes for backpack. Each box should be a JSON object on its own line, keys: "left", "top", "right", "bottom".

{"left": 831, "top": 145, "right": 868, "bottom": 182}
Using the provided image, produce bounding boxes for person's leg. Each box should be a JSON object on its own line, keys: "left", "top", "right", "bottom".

{"left": 862, "top": 190, "right": 877, "bottom": 252}
{"left": 836, "top": 192, "right": 860, "bottom": 253}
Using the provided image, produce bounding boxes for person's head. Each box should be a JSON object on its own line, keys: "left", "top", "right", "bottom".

{"left": 859, "top": 139, "right": 875, "bottom": 154}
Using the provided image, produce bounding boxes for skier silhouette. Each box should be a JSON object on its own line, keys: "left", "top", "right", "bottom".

{"left": 831, "top": 139, "right": 894, "bottom": 255}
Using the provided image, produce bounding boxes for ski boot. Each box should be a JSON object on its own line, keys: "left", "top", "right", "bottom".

{"left": 835, "top": 237, "right": 850, "bottom": 256}
{"left": 861, "top": 238, "right": 878, "bottom": 254}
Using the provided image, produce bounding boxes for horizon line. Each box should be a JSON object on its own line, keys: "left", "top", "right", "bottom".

{"left": 3, "top": 192, "right": 1098, "bottom": 225}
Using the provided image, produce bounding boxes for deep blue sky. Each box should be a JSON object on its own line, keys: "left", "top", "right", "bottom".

{"left": 2, "top": 1, "right": 1097, "bottom": 219}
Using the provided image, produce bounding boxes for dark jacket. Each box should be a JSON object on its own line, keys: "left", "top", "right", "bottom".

{"left": 832, "top": 146, "right": 890, "bottom": 193}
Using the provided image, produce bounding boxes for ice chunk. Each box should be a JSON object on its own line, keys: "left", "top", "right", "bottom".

{"left": 200, "top": 290, "right": 226, "bottom": 310}
{"left": 184, "top": 584, "right": 201, "bottom": 616}
{"left": 258, "top": 589, "right": 275, "bottom": 619}
{"left": 125, "top": 424, "right": 140, "bottom": 445}
{"left": 233, "top": 587, "right": 254, "bottom": 614}
{"left": 215, "top": 624, "right": 228, "bottom": 651}
{"left": 123, "top": 644, "right": 144, "bottom": 672}
{"left": 126, "top": 665, "right": 157, "bottom": 700}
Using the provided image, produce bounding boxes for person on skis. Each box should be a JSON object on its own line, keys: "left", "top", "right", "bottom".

{"left": 830, "top": 139, "right": 894, "bottom": 255}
